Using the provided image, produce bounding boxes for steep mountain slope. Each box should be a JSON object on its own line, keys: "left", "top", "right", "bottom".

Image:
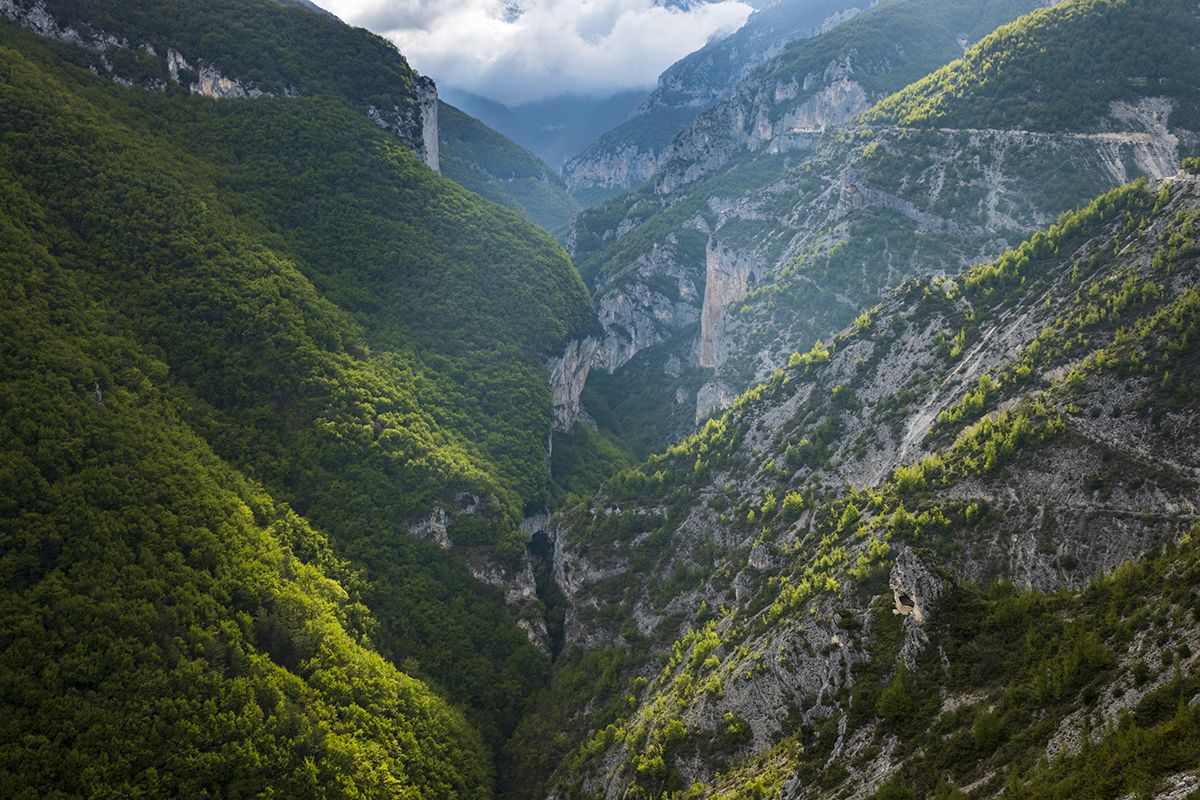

{"left": 4, "top": 0, "right": 586, "bottom": 235}
{"left": 7, "top": 0, "right": 1200, "bottom": 798}
{"left": 0, "top": 26, "right": 493, "bottom": 800}
{"left": 0, "top": 234, "right": 491, "bottom": 798}
{"left": 0, "top": 0, "right": 594, "bottom": 791}
{"left": 563, "top": 0, "right": 872, "bottom": 204}
{"left": 442, "top": 88, "right": 647, "bottom": 170}
{"left": 281, "top": 0, "right": 333, "bottom": 15}
{"left": 553, "top": 0, "right": 1199, "bottom": 474}
{"left": 647, "top": 0, "right": 1058, "bottom": 195}
{"left": 439, "top": 100, "right": 581, "bottom": 235}
{"left": 526, "top": 170, "right": 1200, "bottom": 800}
{"left": 0, "top": 0, "right": 441, "bottom": 167}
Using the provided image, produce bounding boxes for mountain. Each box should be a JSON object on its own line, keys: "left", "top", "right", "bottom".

{"left": 0, "top": 0, "right": 576, "bottom": 237}
{"left": 563, "top": 0, "right": 874, "bottom": 204}
{"left": 278, "top": 0, "right": 333, "bottom": 16}
{"left": 646, "top": 0, "right": 1061, "bottom": 195}
{"left": 521, "top": 167, "right": 1200, "bottom": 799}
{"left": 0, "top": 0, "right": 594, "bottom": 793}
{"left": 552, "top": 0, "right": 1199, "bottom": 476}
{"left": 441, "top": 88, "right": 647, "bottom": 170}
{"left": 439, "top": 101, "right": 581, "bottom": 235}
{"left": 6, "top": 0, "right": 1200, "bottom": 797}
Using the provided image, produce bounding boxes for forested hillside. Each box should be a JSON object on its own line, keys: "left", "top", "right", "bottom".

{"left": 531, "top": 171, "right": 1200, "bottom": 800}
{"left": 5, "top": 0, "right": 1200, "bottom": 798}
{"left": 869, "top": 0, "right": 1200, "bottom": 132}
{"left": 440, "top": 101, "right": 581, "bottom": 235}
{"left": 1, "top": 0, "right": 431, "bottom": 151}
{"left": 0, "top": 1, "right": 592, "bottom": 793}
{"left": 0, "top": 187, "right": 492, "bottom": 797}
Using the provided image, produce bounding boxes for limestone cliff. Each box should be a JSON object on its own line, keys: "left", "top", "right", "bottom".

{"left": 564, "top": 0, "right": 873, "bottom": 199}
{"left": 551, "top": 231, "right": 706, "bottom": 431}
{"left": 565, "top": 0, "right": 1196, "bottom": 455}
{"left": 542, "top": 173, "right": 1200, "bottom": 799}
{"left": 416, "top": 75, "right": 440, "bottom": 172}
{"left": 699, "top": 241, "right": 758, "bottom": 369}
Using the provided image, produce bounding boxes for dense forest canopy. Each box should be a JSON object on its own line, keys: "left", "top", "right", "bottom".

{"left": 869, "top": 0, "right": 1200, "bottom": 131}
{"left": 3, "top": 0, "right": 1200, "bottom": 798}
{"left": 0, "top": 2, "right": 591, "bottom": 791}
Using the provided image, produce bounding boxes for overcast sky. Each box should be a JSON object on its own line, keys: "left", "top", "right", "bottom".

{"left": 314, "top": 0, "right": 755, "bottom": 105}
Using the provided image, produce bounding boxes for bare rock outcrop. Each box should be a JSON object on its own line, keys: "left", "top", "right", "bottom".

{"left": 889, "top": 546, "right": 943, "bottom": 668}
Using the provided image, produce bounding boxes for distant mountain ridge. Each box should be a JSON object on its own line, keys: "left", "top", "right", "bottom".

{"left": 563, "top": 0, "right": 875, "bottom": 203}
{"left": 552, "top": 0, "right": 1196, "bottom": 467}
{"left": 439, "top": 100, "right": 582, "bottom": 234}
{"left": 442, "top": 87, "right": 647, "bottom": 170}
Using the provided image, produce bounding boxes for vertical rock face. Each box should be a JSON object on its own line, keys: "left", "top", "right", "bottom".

{"left": 549, "top": 336, "right": 601, "bottom": 431}
{"left": 699, "top": 241, "right": 755, "bottom": 369}
{"left": 550, "top": 232, "right": 708, "bottom": 431}
{"left": 416, "top": 75, "right": 440, "bottom": 173}
{"left": 193, "top": 64, "right": 272, "bottom": 99}
{"left": 652, "top": 70, "right": 871, "bottom": 195}
{"left": 367, "top": 75, "right": 439, "bottom": 171}
{"left": 563, "top": 145, "right": 662, "bottom": 195}
{"left": 889, "top": 546, "right": 943, "bottom": 668}
{"left": 1097, "top": 97, "right": 1182, "bottom": 183}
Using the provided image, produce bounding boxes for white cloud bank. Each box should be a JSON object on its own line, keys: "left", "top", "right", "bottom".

{"left": 315, "top": 0, "right": 754, "bottom": 105}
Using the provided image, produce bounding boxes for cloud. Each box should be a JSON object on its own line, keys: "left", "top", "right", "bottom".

{"left": 315, "top": 0, "right": 754, "bottom": 105}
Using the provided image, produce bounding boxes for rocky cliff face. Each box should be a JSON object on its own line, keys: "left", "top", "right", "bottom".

{"left": 164, "top": 47, "right": 285, "bottom": 99}
{"left": 566, "top": 100, "right": 1194, "bottom": 447}
{"left": 710, "top": 99, "right": 1196, "bottom": 392}
{"left": 563, "top": 144, "right": 662, "bottom": 197}
{"left": 361, "top": 74, "right": 452, "bottom": 175}
{"left": 565, "top": 0, "right": 1196, "bottom": 456}
{"left": 2, "top": 0, "right": 286, "bottom": 98}
{"left": 369, "top": 75, "right": 441, "bottom": 172}
{"left": 417, "top": 75, "right": 440, "bottom": 172}
{"left": 561, "top": 0, "right": 1099, "bottom": 455}
{"left": 550, "top": 230, "right": 707, "bottom": 431}
{"left": 653, "top": 57, "right": 872, "bottom": 196}
{"left": 2, "top": 0, "right": 119, "bottom": 52}
{"left": 699, "top": 241, "right": 757, "bottom": 369}
{"left": 538, "top": 172, "right": 1200, "bottom": 799}
{"left": 563, "top": 0, "right": 873, "bottom": 200}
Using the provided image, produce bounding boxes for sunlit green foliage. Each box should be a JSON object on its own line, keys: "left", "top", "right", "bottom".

{"left": 0, "top": 144, "right": 491, "bottom": 799}
{"left": 0, "top": 5, "right": 595, "bottom": 792}
{"left": 531, "top": 172, "right": 1200, "bottom": 798}
{"left": 869, "top": 0, "right": 1200, "bottom": 132}
{"left": 759, "top": 0, "right": 1048, "bottom": 114}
